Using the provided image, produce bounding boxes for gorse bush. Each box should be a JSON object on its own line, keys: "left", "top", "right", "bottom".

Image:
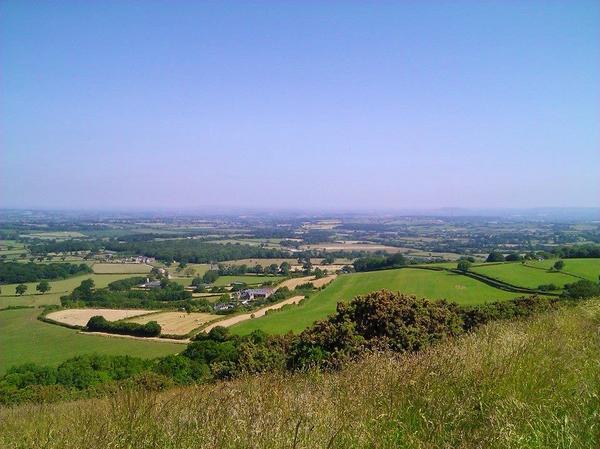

{"left": 290, "top": 291, "right": 464, "bottom": 369}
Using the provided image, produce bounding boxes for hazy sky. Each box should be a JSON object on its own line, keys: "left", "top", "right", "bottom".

{"left": 1, "top": 1, "right": 598, "bottom": 211}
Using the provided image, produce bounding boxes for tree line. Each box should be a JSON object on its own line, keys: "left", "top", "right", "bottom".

{"left": 352, "top": 253, "right": 406, "bottom": 272}
{"left": 86, "top": 315, "right": 161, "bottom": 337}
{"left": 0, "top": 262, "right": 92, "bottom": 284}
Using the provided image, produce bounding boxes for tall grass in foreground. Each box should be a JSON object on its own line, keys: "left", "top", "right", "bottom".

{"left": 1, "top": 302, "right": 599, "bottom": 449}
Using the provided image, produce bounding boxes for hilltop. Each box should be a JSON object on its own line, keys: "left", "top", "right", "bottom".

{"left": 1, "top": 300, "right": 598, "bottom": 449}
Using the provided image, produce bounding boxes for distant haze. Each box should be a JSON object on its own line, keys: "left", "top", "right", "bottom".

{"left": 1, "top": 1, "right": 598, "bottom": 210}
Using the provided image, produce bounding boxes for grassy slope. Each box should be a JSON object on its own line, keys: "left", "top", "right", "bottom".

{"left": 0, "top": 273, "right": 141, "bottom": 309}
{"left": 2, "top": 302, "right": 598, "bottom": 449}
{"left": 231, "top": 268, "right": 518, "bottom": 335}
{"left": 526, "top": 258, "right": 600, "bottom": 281}
{"left": 0, "top": 308, "right": 182, "bottom": 374}
{"left": 470, "top": 262, "right": 579, "bottom": 289}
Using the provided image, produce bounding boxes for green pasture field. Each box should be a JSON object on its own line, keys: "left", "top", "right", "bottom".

{"left": 414, "top": 261, "right": 460, "bottom": 269}
{"left": 91, "top": 263, "right": 152, "bottom": 274}
{"left": 0, "top": 240, "right": 27, "bottom": 258}
{"left": 213, "top": 275, "right": 283, "bottom": 287}
{"left": 230, "top": 268, "right": 518, "bottom": 335}
{"left": 407, "top": 251, "right": 464, "bottom": 260}
{"left": 171, "top": 263, "right": 211, "bottom": 277}
{"left": 0, "top": 249, "right": 27, "bottom": 256}
{"left": 0, "top": 273, "right": 142, "bottom": 309}
{"left": 0, "top": 308, "right": 182, "bottom": 374}
{"left": 524, "top": 258, "right": 600, "bottom": 281}
{"left": 470, "top": 262, "right": 579, "bottom": 289}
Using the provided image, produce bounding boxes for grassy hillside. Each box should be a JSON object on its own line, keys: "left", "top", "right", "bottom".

{"left": 0, "top": 308, "right": 182, "bottom": 374}
{"left": 525, "top": 258, "right": 600, "bottom": 281}
{"left": 470, "top": 262, "right": 579, "bottom": 289}
{"left": 0, "top": 273, "right": 142, "bottom": 309}
{"left": 2, "top": 302, "right": 597, "bottom": 449}
{"left": 231, "top": 268, "right": 518, "bottom": 335}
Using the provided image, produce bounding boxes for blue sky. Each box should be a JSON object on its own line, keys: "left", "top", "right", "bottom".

{"left": 1, "top": 1, "right": 598, "bottom": 210}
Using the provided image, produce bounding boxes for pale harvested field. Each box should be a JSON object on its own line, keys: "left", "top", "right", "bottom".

{"left": 276, "top": 274, "right": 336, "bottom": 290}
{"left": 311, "top": 274, "right": 337, "bottom": 288}
{"left": 276, "top": 276, "right": 315, "bottom": 290}
{"left": 203, "top": 296, "right": 305, "bottom": 333}
{"left": 47, "top": 309, "right": 155, "bottom": 327}
{"left": 92, "top": 263, "right": 153, "bottom": 274}
{"left": 127, "top": 312, "right": 220, "bottom": 335}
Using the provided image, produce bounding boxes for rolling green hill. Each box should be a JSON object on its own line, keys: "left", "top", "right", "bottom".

{"left": 230, "top": 268, "right": 518, "bottom": 335}
{"left": 470, "top": 262, "right": 579, "bottom": 289}
{"left": 525, "top": 258, "right": 600, "bottom": 281}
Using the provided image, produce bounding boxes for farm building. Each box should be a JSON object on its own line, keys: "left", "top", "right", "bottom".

{"left": 138, "top": 278, "right": 162, "bottom": 289}
{"left": 214, "top": 302, "right": 236, "bottom": 312}
{"left": 238, "top": 288, "right": 274, "bottom": 301}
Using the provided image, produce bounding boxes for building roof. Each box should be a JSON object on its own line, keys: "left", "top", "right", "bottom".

{"left": 242, "top": 288, "right": 274, "bottom": 295}
{"left": 140, "top": 280, "right": 161, "bottom": 288}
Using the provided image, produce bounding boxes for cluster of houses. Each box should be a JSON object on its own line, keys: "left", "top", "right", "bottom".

{"left": 214, "top": 287, "right": 275, "bottom": 312}
{"left": 120, "top": 255, "right": 156, "bottom": 264}
{"left": 92, "top": 252, "right": 156, "bottom": 264}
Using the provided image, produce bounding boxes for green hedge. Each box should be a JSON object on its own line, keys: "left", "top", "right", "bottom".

{"left": 86, "top": 316, "right": 161, "bottom": 337}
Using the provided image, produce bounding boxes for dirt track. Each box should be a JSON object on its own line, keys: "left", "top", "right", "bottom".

{"left": 202, "top": 295, "right": 305, "bottom": 333}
